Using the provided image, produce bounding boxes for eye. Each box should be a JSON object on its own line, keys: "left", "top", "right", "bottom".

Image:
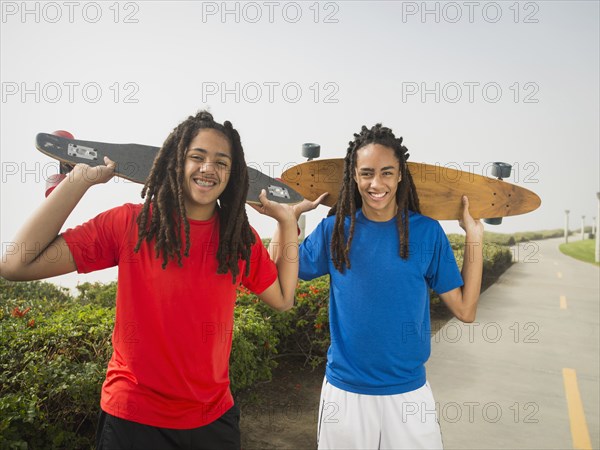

{"left": 217, "top": 161, "right": 229, "bottom": 168}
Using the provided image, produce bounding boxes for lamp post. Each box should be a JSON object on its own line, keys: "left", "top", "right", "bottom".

{"left": 581, "top": 215, "right": 586, "bottom": 240}
{"left": 595, "top": 192, "right": 600, "bottom": 262}
{"left": 564, "top": 210, "right": 570, "bottom": 244}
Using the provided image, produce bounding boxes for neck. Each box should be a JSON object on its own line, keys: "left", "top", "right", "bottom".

{"left": 361, "top": 204, "right": 398, "bottom": 222}
{"left": 185, "top": 203, "right": 217, "bottom": 221}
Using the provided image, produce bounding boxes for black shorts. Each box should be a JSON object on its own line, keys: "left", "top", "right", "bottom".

{"left": 95, "top": 404, "right": 240, "bottom": 450}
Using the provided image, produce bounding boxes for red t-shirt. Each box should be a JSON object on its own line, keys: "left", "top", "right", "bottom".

{"left": 62, "top": 203, "right": 277, "bottom": 429}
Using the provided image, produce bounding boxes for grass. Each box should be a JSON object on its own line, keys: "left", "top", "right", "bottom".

{"left": 559, "top": 239, "right": 600, "bottom": 266}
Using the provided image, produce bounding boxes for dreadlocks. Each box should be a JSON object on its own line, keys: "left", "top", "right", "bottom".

{"left": 329, "top": 123, "right": 421, "bottom": 272}
{"left": 134, "top": 111, "right": 255, "bottom": 283}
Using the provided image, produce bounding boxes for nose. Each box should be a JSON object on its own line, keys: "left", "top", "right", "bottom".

{"left": 199, "top": 160, "right": 217, "bottom": 174}
{"left": 370, "top": 173, "right": 384, "bottom": 188}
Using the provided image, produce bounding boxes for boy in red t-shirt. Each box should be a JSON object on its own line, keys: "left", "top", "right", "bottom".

{"left": 0, "top": 111, "right": 299, "bottom": 449}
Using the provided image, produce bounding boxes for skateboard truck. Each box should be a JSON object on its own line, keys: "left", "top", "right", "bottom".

{"left": 302, "top": 143, "right": 320, "bottom": 161}
{"left": 46, "top": 138, "right": 98, "bottom": 197}
{"left": 268, "top": 185, "right": 291, "bottom": 200}
{"left": 483, "top": 162, "right": 512, "bottom": 225}
{"left": 67, "top": 143, "right": 98, "bottom": 161}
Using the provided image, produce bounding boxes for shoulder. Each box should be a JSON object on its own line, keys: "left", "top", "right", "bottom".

{"left": 313, "top": 214, "right": 337, "bottom": 238}
{"left": 408, "top": 211, "right": 445, "bottom": 237}
{"left": 321, "top": 214, "right": 337, "bottom": 229}
{"left": 101, "top": 203, "right": 142, "bottom": 217}
{"left": 69, "top": 203, "right": 141, "bottom": 228}
{"left": 409, "top": 211, "right": 438, "bottom": 226}
{"left": 301, "top": 215, "right": 336, "bottom": 250}
{"left": 62, "top": 203, "right": 142, "bottom": 248}
{"left": 86, "top": 203, "right": 143, "bottom": 237}
{"left": 98, "top": 203, "right": 143, "bottom": 226}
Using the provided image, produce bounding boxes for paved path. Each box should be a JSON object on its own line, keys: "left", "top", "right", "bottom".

{"left": 428, "top": 238, "right": 599, "bottom": 449}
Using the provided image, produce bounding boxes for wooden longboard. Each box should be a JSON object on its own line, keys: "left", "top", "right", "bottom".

{"left": 281, "top": 159, "right": 541, "bottom": 221}
{"left": 35, "top": 132, "right": 303, "bottom": 205}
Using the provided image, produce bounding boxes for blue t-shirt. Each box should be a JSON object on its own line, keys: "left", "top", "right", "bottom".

{"left": 299, "top": 209, "right": 463, "bottom": 395}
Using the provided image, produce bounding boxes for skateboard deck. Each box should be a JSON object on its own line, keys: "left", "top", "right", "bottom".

{"left": 36, "top": 132, "right": 303, "bottom": 205}
{"left": 281, "top": 159, "right": 541, "bottom": 221}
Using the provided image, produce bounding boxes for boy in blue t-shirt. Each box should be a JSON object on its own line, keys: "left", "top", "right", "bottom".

{"left": 277, "top": 123, "right": 484, "bottom": 449}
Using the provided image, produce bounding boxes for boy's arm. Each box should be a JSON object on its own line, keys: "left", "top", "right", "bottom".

{"left": 250, "top": 190, "right": 299, "bottom": 312}
{"left": 439, "top": 196, "right": 484, "bottom": 323}
{"left": 261, "top": 193, "right": 329, "bottom": 311}
{"left": 267, "top": 193, "right": 328, "bottom": 261}
{"left": 0, "top": 159, "right": 116, "bottom": 281}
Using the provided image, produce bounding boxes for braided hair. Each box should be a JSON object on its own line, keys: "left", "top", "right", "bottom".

{"left": 329, "top": 123, "right": 421, "bottom": 272}
{"left": 134, "top": 111, "right": 255, "bottom": 283}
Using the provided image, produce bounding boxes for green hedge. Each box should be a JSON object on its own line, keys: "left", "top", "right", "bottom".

{"left": 230, "top": 302, "right": 279, "bottom": 392}
{"left": 236, "top": 277, "right": 330, "bottom": 369}
{"left": 1, "top": 287, "right": 113, "bottom": 449}
{"left": 0, "top": 280, "right": 279, "bottom": 449}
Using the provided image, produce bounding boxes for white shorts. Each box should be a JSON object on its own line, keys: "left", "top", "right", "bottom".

{"left": 316, "top": 377, "right": 444, "bottom": 450}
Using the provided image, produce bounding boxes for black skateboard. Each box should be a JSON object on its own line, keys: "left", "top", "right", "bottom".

{"left": 36, "top": 132, "right": 303, "bottom": 205}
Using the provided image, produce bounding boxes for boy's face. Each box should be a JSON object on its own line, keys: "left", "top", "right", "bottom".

{"left": 353, "top": 143, "right": 401, "bottom": 222}
{"left": 182, "top": 129, "right": 232, "bottom": 220}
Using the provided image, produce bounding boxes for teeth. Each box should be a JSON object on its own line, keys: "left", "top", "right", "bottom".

{"left": 195, "top": 179, "right": 215, "bottom": 187}
{"left": 370, "top": 192, "right": 386, "bottom": 198}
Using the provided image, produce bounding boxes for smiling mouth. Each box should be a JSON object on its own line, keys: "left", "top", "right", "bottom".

{"left": 368, "top": 192, "right": 388, "bottom": 200}
{"left": 194, "top": 178, "right": 217, "bottom": 188}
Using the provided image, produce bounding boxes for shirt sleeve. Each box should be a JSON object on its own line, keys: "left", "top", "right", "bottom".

{"left": 425, "top": 223, "right": 464, "bottom": 294}
{"left": 61, "top": 204, "right": 134, "bottom": 274}
{"left": 241, "top": 228, "right": 278, "bottom": 295}
{"left": 299, "top": 218, "right": 330, "bottom": 281}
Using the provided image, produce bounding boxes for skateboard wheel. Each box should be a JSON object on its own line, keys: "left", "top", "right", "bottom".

{"left": 45, "top": 173, "right": 67, "bottom": 197}
{"left": 491, "top": 162, "right": 512, "bottom": 179}
{"left": 44, "top": 131, "right": 75, "bottom": 195}
{"left": 302, "top": 143, "right": 320, "bottom": 160}
{"left": 484, "top": 217, "right": 503, "bottom": 225}
{"left": 52, "top": 130, "right": 74, "bottom": 139}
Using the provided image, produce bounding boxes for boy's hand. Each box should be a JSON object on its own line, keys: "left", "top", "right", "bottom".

{"left": 459, "top": 195, "right": 484, "bottom": 239}
{"left": 250, "top": 189, "right": 297, "bottom": 225}
{"left": 69, "top": 156, "right": 117, "bottom": 187}
{"left": 292, "top": 192, "right": 329, "bottom": 219}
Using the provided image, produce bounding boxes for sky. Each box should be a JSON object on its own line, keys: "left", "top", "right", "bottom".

{"left": 1, "top": 0, "right": 599, "bottom": 289}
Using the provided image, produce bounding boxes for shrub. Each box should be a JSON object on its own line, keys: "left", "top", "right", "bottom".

{"left": 0, "top": 280, "right": 282, "bottom": 448}
{"left": 236, "top": 277, "right": 331, "bottom": 369}
{"left": 1, "top": 279, "right": 71, "bottom": 304}
{"left": 0, "top": 299, "right": 113, "bottom": 449}
{"left": 230, "top": 304, "right": 279, "bottom": 392}
{"left": 1, "top": 278, "right": 73, "bottom": 319}
{"left": 75, "top": 282, "right": 117, "bottom": 308}
{"left": 280, "top": 277, "right": 330, "bottom": 368}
